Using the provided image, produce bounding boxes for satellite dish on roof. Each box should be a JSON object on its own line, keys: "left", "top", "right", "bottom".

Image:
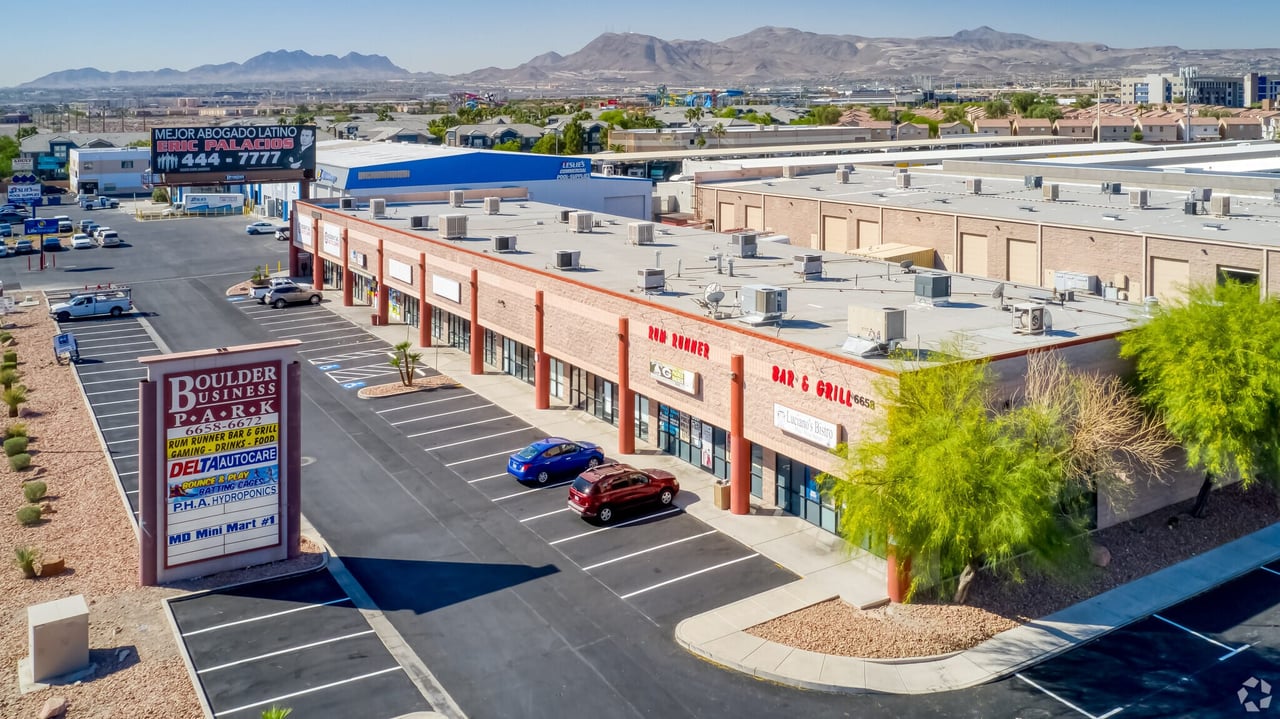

{"left": 991, "top": 282, "right": 1005, "bottom": 300}
{"left": 705, "top": 282, "right": 725, "bottom": 308}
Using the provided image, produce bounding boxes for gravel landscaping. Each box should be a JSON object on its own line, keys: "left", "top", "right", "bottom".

{"left": 0, "top": 302, "right": 323, "bottom": 719}
{"left": 748, "top": 482, "right": 1279, "bottom": 659}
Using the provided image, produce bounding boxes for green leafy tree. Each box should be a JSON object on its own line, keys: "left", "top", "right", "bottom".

{"left": 376, "top": 106, "right": 393, "bottom": 122}
{"left": 941, "top": 105, "right": 968, "bottom": 123}
{"left": 561, "top": 121, "right": 584, "bottom": 154}
{"left": 530, "top": 133, "right": 559, "bottom": 154}
{"left": 741, "top": 111, "right": 774, "bottom": 125}
{"left": 1009, "top": 92, "right": 1039, "bottom": 115}
{"left": 1026, "top": 104, "right": 1064, "bottom": 121}
{"left": 983, "top": 100, "right": 1010, "bottom": 118}
{"left": 427, "top": 114, "right": 462, "bottom": 142}
{"left": 598, "top": 109, "right": 625, "bottom": 126}
{"left": 684, "top": 107, "right": 704, "bottom": 124}
{"left": 806, "top": 105, "right": 844, "bottom": 125}
{"left": 1074, "top": 95, "right": 1097, "bottom": 110}
{"left": 1131, "top": 130, "right": 1145, "bottom": 142}
{"left": 491, "top": 139, "right": 522, "bottom": 152}
{"left": 828, "top": 343, "right": 1086, "bottom": 603}
{"left": 126, "top": 139, "right": 150, "bottom": 148}
{"left": 867, "top": 106, "right": 892, "bottom": 122}
{"left": 1120, "top": 281, "right": 1280, "bottom": 516}
{"left": 15, "top": 126, "right": 38, "bottom": 141}
{"left": 714, "top": 107, "right": 739, "bottom": 119}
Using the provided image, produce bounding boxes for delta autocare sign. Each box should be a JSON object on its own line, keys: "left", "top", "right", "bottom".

{"left": 163, "top": 360, "right": 282, "bottom": 566}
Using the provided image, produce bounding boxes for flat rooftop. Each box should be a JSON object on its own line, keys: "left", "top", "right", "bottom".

{"left": 711, "top": 167, "right": 1280, "bottom": 249}
{"left": 321, "top": 198, "right": 1142, "bottom": 367}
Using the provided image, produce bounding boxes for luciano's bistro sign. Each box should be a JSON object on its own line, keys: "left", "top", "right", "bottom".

{"left": 774, "top": 404, "right": 840, "bottom": 448}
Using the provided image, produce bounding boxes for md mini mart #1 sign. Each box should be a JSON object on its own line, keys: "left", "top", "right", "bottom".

{"left": 139, "top": 342, "right": 301, "bottom": 584}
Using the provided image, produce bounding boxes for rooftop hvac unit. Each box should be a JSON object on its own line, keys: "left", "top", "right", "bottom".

{"left": 554, "top": 250, "right": 581, "bottom": 270}
{"left": 1054, "top": 271, "right": 1100, "bottom": 295}
{"left": 1043, "top": 183, "right": 1060, "bottom": 201}
{"left": 966, "top": 178, "right": 982, "bottom": 194}
{"left": 1273, "top": 188, "right": 1280, "bottom": 206}
{"left": 781, "top": 165, "right": 797, "bottom": 179}
{"left": 730, "top": 232, "right": 758, "bottom": 258}
{"left": 1012, "top": 303, "right": 1046, "bottom": 335}
{"left": 601, "top": 163, "right": 617, "bottom": 176}
{"left": 1024, "top": 175, "right": 1043, "bottom": 189}
{"left": 483, "top": 197, "right": 501, "bottom": 215}
{"left": 369, "top": 198, "right": 386, "bottom": 217}
{"left": 739, "top": 285, "right": 788, "bottom": 325}
{"left": 570, "top": 211, "right": 594, "bottom": 233}
{"left": 1184, "top": 200, "right": 1200, "bottom": 215}
{"left": 1210, "top": 195, "right": 1231, "bottom": 216}
{"left": 1102, "top": 181, "right": 1123, "bottom": 194}
{"left": 449, "top": 190, "right": 465, "bottom": 207}
{"left": 1190, "top": 187, "right": 1212, "bottom": 202}
{"left": 492, "top": 235, "right": 517, "bottom": 253}
{"left": 1129, "top": 189, "right": 1149, "bottom": 209}
{"left": 835, "top": 168, "right": 850, "bottom": 184}
{"left": 339, "top": 197, "right": 355, "bottom": 210}
{"left": 637, "top": 268, "right": 665, "bottom": 291}
{"left": 896, "top": 172, "right": 911, "bottom": 189}
{"left": 440, "top": 213, "right": 467, "bottom": 240}
{"left": 659, "top": 196, "right": 677, "bottom": 213}
{"left": 409, "top": 215, "right": 430, "bottom": 230}
{"left": 557, "top": 209, "right": 572, "bottom": 223}
{"left": 793, "top": 253, "right": 823, "bottom": 279}
{"left": 914, "top": 272, "right": 951, "bottom": 305}
{"left": 628, "top": 222, "right": 655, "bottom": 245}
{"left": 847, "top": 305, "right": 906, "bottom": 344}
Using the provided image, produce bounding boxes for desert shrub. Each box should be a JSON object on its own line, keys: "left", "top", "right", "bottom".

{"left": 3, "top": 351, "right": 15, "bottom": 365}
{"left": 8, "top": 453, "right": 30, "bottom": 471}
{"left": 4, "top": 436, "right": 27, "bottom": 456}
{"left": 15, "top": 505, "right": 40, "bottom": 526}
{"left": 5, "top": 422, "right": 27, "bottom": 439}
{"left": 13, "top": 545, "right": 39, "bottom": 578}
{"left": 23, "top": 481, "right": 46, "bottom": 503}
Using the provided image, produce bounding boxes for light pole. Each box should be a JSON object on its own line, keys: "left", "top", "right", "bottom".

{"left": 1180, "top": 66, "right": 1198, "bottom": 145}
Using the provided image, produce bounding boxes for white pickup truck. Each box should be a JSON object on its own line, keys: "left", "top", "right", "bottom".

{"left": 49, "top": 288, "right": 133, "bottom": 321}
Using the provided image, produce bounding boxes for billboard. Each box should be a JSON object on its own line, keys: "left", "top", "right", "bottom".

{"left": 139, "top": 342, "right": 301, "bottom": 584}
{"left": 151, "top": 125, "right": 316, "bottom": 184}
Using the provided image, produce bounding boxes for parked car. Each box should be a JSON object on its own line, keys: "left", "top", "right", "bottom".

{"left": 13, "top": 239, "right": 33, "bottom": 254}
{"left": 49, "top": 287, "right": 132, "bottom": 321}
{"left": 0, "top": 243, "right": 8, "bottom": 257}
{"left": 42, "top": 236, "right": 62, "bottom": 252}
{"left": 71, "top": 233, "right": 94, "bottom": 249}
{"left": 97, "top": 231, "right": 121, "bottom": 247}
{"left": 246, "top": 221, "right": 279, "bottom": 235}
{"left": 264, "top": 283, "right": 322, "bottom": 308}
{"left": 82, "top": 221, "right": 100, "bottom": 236}
{"left": 0, "top": 224, "right": 11, "bottom": 238}
{"left": 94, "top": 226, "right": 112, "bottom": 239}
{"left": 252, "top": 277, "right": 297, "bottom": 303}
{"left": 275, "top": 227, "right": 291, "bottom": 242}
{"left": 41, "top": 184, "right": 68, "bottom": 195}
{"left": 507, "top": 438, "right": 604, "bottom": 484}
{"left": 567, "top": 463, "right": 679, "bottom": 524}
{"left": 0, "top": 212, "right": 24, "bottom": 224}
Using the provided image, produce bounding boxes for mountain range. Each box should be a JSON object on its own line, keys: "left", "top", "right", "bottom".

{"left": 19, "top": 27, "right": 1280, "bottom": 89}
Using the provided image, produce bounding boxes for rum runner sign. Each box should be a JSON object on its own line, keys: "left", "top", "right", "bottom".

{"left": 138, "top": 341, "right": 302, "bottom": 584}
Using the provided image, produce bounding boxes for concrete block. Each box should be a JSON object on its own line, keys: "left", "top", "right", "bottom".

{"left": 27, "top": 595, "right": 89, "bottom": 683}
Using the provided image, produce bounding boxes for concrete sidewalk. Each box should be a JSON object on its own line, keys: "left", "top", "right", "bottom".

{"left": 305, "top": 290, "right": 1280, "bottom": 695}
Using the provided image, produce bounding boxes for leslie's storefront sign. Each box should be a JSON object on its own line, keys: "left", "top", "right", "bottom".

{"left": 774, "top": 404, "right": 840, "bottom": 448}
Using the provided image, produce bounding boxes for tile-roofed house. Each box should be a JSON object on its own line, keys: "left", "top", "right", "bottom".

{"left": 1219, "top": 116, "right": 1263, "bottom": 140}
{"left": 850, "top": 120, "right": 893, "bottom": 141}
{"left": 937, "top": 121, "right": 970, "bottom": 136}
{"left": 1098, "top": 116, "right": 1135, "bottom": 142}
{"left": 894, "top": 122, "right": 930, "bottom": 140}
{"left": 1136, "top": 115, "right": 1180, "bottom": 142}
{"left": 974, "top": 118, "right": 1011, "bottom": 135}
{"left": 1180, "top": 116, "right": 1222, "bottom": 142}
{"left": 1054, "top": 117, "right": 1095, "bottom": 140}
{"left": 1012, "top": 117, "right": 1052, "bottom": 136}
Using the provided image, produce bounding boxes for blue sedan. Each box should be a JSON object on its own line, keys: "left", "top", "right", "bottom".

{"left": 507, "top": 438, "right": 604, "bottom": 484}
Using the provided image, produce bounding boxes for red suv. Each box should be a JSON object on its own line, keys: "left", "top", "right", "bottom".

{"left": 567, "top": 464, "right": 679, "bottom": 524}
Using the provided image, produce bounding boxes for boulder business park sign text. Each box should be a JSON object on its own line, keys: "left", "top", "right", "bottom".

{"left": 138, "top": 342, "right": 302, "bottom": 584}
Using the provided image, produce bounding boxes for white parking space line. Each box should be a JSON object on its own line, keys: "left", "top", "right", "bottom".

{"left": 215, "top": 666, "right": 403, "bottom": 717}
{"left": 296, "top": 340, "right": 384, "bottom": 355}
{"left": 265, "top": 320, "right": 335, "bottom": 332}
{"left": 277, "top": 327, "right": 355, "bottom": 339}
{"left": 182, "top": 596, "right": 352, "bottom": 637}
{"left": 580, "top": 530, "right": 719, "bottom": 571}
{"left": 107, "top": 438, "right": 136, "bottom": 445}
{"left": 82, "top": 358, "right": 144, "bottom": 366}
{"left": 398, "top": 405, "right": 496, "bottom": 429}
{"left": 403, "top": 415, "right": 514, "bottom": 438}
{"left": 91, "top": 399, "right": 137, "bottom": 407}
{"left": 1151, "top": 613, "right": 1250, "bottom": 659}
{"left": 443, "top": 448, "right": 525, "bottom": 466}
{"left": 73, "top": 339, "right": 151, "bottom": 348}
{"left": 466, "top": 473, "right": 508, "bottom": 484}
{"left": 55, "top": 326, "right": 144, "bottom": 337}
{"left": 81, "top": 378, "right": 144, "bottom": 386}
{"left": 198, "top": 629, "right": 377, "bottom": 674}
{"left": 100, "top": 423, "right": 139, "bottom": 431}
{"left": 377, "top": 393, "right": 477, "bottom": 414}
{"left": 521, "top": 508, "right": 571, "bottom": 522}
{"left": 118, "top": 470, "right": 138, "bottom": 477}
{"left": 1261, "top": 566, "right": 1280, "bottom": 577}
{"left": 256, "top": 314, "right": 331, "bottom": 326}
{"left": 493, "top": 480, "right": 573, "bottom": 502}
{"left": 78, "top": 367, "right": 148, "bottom": 376}
{"left": 125, "top": 489, "right": 139, "bottom": 495}
{"left": 421, "top": 428, "right": 528, "bottom": 452}
{"left": 619, "top": 554, "right": 760, "bottom": 600}
{"left": 1014, "top": 673, "right": 1121, "bottom": 719}
{"left": 112, "top": 453, "right": 138, "bottom": 460}
{"left": 548, "top": 508, "right": 682, "bottom": 545}
{"left": 308, "top": 350, "right": 390, "bottom": 364}
{"left": 78, "top": 349, "right": 149, "bottom": 358}
{"left": 85, "top": 387, "right": 139, "bottom": 395}
{"left": 295, "top": 335, "right": 369, "bottom": 345}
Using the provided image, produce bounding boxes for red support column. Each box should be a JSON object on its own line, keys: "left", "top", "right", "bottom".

{"left": 617, "top": 317, "right": 634, "bottom": 455}
{"left": 418, "top": 253, "right": 431, "bottom": 348}
{"left": 729, "top": 353, "right": 749, "bottom": 515}
{"left": 469, "top": 268, "right": 483, "bottom": 375}
{"left": 886, "top": 547, "right": 912, "bottom": 603}
{"left": 534, "top": 290, "right": 549, "bottom": 410}
{"left": 341, "top": 230, "right": 353, "bottom": 306}
{"left": 285, "top": 361, "right": 302, "bottom": 559}
{"left": 288, "top": 241, "right": 299, "bottom": 278}
{"left": 375, "top": 241, "right": 389, "bottom": 324}
{"left": 310, "top": 219, "right": 323, "bottom": 291}
{"left": 138, "top": 379, "right": 157, "bottom": 586}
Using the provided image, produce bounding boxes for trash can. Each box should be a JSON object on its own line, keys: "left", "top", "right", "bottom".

{"left": 713, "top": 480, "right": 731, "bottom": 510}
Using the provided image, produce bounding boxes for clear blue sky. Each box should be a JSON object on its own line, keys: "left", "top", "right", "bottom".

{"left": 5, "top": 0, "right": 1278, "bottom": 87}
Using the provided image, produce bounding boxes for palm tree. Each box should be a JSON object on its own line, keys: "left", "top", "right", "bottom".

{"left": 684, "top": 107, "right": 704, "bottom": 125}
{"left": 709, "top": 123, "right": 727, "bottom": 148}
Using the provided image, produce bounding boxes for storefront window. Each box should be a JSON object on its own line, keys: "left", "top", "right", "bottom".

{"left": 484, "top": 329, "right": 499, "bottom": 368}
{"left": 657, "top": 404, "right": 727, "bottom": 479}
{"left": 635, "top": 395, "right": 650, "bottom": 442}
{"left": 322, "top": 260, "right": 344, "bottom": 290}
{"left": 402, "top": 296, "right": 419, "bottom": 328}
{"left": 549, "top": 358, "right": 564, "bottom": 399}
{"left": 502, "top": 336, "right": 534, "bottom": 385}
{"left": 750, "top": 445, "right": 763, "bottom": 499}
{"left": 776, "top": 453, "right": 839, "bottom": 535}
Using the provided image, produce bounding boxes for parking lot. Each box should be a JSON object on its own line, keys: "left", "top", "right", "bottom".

{"left": 56, "top": 308, "right": 163, "bottom": 518}
{"left": 167, "top": 569, "right": 431, "bottom": 718}
{"left": 234, "top": 298, "right": 798, "bottom": 628}
{"left": 1008, "top": 560, "right": 1280, "bottom": 718}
